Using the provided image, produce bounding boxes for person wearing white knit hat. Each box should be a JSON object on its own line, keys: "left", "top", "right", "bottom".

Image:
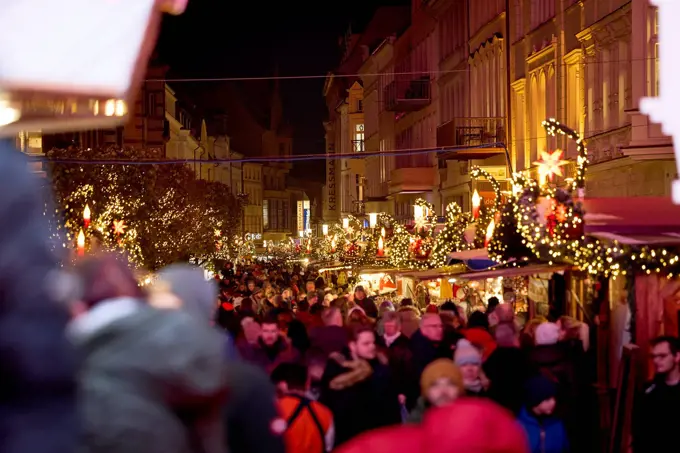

{"left": 454, "top": 339, "right": 486, "bottom": 396}
{"left": 534, "top": 322, "right": 560, "bottom": 346}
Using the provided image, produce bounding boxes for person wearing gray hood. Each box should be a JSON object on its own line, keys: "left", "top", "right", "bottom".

{"left": 152, "top": 264, "right": 286, "bottom": 453}
{"left": 70, "top": 257, "right": 227, "bottom": 453}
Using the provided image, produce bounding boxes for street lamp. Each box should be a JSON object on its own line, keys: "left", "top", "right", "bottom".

{"left": 368, "top": 212, "right": 377, "bottom": 228}
{"left": 322, "top": 224, "right": 329, "bottom": 236}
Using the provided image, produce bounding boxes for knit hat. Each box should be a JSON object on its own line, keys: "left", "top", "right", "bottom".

{"left": 524, "top": 374, "right": 558, "bottom": 408}
{"left": 454, "top": 339, "right": 482, "bottom": 366}
{"left": 420, "top": 359, "right": 464, "bottom": 396}
{"left": 535, "top": 322, "right": 560, "bottom": 345}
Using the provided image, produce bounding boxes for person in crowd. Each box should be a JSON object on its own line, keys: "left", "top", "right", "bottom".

{"left": 0, "top": 147, "right": 78, "bottom": 453}
{"left": 486, "top": 296, "right": 501, "bottom": 327}
{"left": 309, "top": 307, "right": 350, "bottom": 357}
{"left": 483, "top": 322, "right": 530, "bottom": 414}
{"left": 518, "top": 375, "right": 569, "bottom": 453}
{"left": 353, "top": 285, "right": 378, "bottom": 319}
{"left": 376, "top": 311, "right": 413, "bottom": 408}
{"left": 333, "top": 399, "right": 529, "bottom": 453}
{"left": 409, "top": 313, "right": 452, "bottom": 382}
{"left": 528, "top": 322, "right": 577, "bottom": 401}
{"left": 307, "top": 290, "right": 320, "bottom": 306}
{"left": 407, "top": 359, "right": 464, "bottom": 423}
{"left": 286, "top": 318, "right": 311, "bottom": 357}
{"left": 439, "top": 301, "right": 465, "bottom": 345}
{"left": 520, "top": 316, "right": 547, "bottom": 349}
{"left": 320, "top": 324, "right": 401, "bottom": 446}
{"left": 296, "top": 300, "right": 317, "bottom": 329}
{"left": 69, "top": 255, "right": 227, "bottom": 453}
{"left": 463, "top": 310, "right": 496, "bottom": 360}
{"left": 238, "top": 313, "right": 300, "bottom": 373}
{"left": 454, "top": 339, "right": 487, "bottom": 397}
{"left": 397, "top": 306, "right": 421, "bottom": 338}
{"left": 634, "top": 335, "right": 680, "bottom": 453}
{"left": 276, "top": 363, "right": 335, "bottom": 453}
{"left": 347, "top": 305, "right": 370, "bottom": 327}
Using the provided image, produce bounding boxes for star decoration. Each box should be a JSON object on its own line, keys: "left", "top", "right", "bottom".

{"left": 555, "top": 205, "right": 567, "bottom": 222}
{"left": 113, "top": 220, "right": 126, "bottom": 235}
{"left": 534, "top": 149, "right": 568, "bottom": 185}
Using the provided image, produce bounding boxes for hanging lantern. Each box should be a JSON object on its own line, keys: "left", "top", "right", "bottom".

{"left": 83, "top": 204, "right": 91, "bottom": 229}
{"left": 77, "top": 229, "right": 85, "bottom": 256}
{"left": 413, "top": 204, "right": 424, "bottom": 221}
{"left": 471, "top": 190, "right": 481, "bottom": 219}
{"left": 368, "top": 212, "right": 378, "bottom": 228}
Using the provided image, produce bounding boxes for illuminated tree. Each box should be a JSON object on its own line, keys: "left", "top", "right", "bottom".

{"left": 47, "top": 146, "right": 243, "bottom": 270}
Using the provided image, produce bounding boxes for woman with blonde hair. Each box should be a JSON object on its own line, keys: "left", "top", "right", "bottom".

{"left": 519, "top": 316, "right": 547, "bottom": 349}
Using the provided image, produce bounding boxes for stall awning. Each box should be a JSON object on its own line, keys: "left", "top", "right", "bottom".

{"left": 454, "top": 263, "right": 572, "bottom": 280}
{"left": 584, "top": 197, "right": 680, "bottom": 237}
{"left": 449, "top": 248, "right": 489, "bottom": 260}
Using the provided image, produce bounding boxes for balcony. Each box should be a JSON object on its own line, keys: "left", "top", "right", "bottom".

{"left": 389, "top": 167, "right": 437, "bottom": 195}
{"left": 352, "top": 139, "right": 365, "bottom": 152}
{"left": 384, "top": 77, "right": 431, "bottom": 112}
{"left": 437, "top": 117, "right": 506, "bottom": 160}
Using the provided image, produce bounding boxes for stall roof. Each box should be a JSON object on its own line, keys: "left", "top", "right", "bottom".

{"left": 449, "top": 248, "right": 489, "bottom": 260}
{"left": 402, "top": 263, "right": 571, "bottom": 281}
{"left": 454, "top": 263, "right": 573, "bottom": 280}
{"left": 584, "top": 197, "right": 680, "bottom": 240}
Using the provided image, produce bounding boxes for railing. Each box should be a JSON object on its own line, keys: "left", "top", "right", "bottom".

{"left": 436, "top": 117, "right": 505, "bottom": 148}
{"left": 352, "top": 139, "right": 365, "bottom": 152}
{"left": 384, "top": 77, "right": 431, "bottom": 112}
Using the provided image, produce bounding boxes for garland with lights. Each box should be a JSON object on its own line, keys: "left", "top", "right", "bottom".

{"left": 470, "top": 166, "right": 503, "bottom": 213}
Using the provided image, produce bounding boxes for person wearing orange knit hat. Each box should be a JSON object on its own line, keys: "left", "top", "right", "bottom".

{"left": 407, "top": 359, "right": 464, "bottom": 423}
{"left": 335, "top": 398, "right": 530, "bottom": 453}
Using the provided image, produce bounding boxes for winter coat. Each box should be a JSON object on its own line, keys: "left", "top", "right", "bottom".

{"left": 0, "top": 146, "right": 78, "bottom": 453}
{"left": 356, "top": 297, "right": 378, "bottom": 319}
{"left": 238, "top": 337, "right": 301, "bottom": 374}
{"left": 483, "top": 346, "right": 532, "bottom": 415}
{"left": 309, "top": 325, "right": 350, "bottom": 357}
{"left": 517, "top": 408, "right": 569, "bottom": 453}
{"left": 223, "top": 361, "right": 286, "bottom": 453}
{"left": 69, "top": 298, "right": 227, "bottom": 453}
{"left": 320, "top": 350, "right": 401, "bottom": 446}
{"left": 633, "top": 377, "right": 680, "bottom": 453}
{"left": 408, "top": 330, "right": 455, "bottom": 402}
{"left": 376, "top": 333, "right": 416, "bottom": 407}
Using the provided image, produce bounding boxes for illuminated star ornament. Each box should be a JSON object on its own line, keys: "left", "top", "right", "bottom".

{"left": 113, "top": 220, "right": 126, "bottom": 235}
{"left": 534, "top": 149, "right": 568, "bottom": 185}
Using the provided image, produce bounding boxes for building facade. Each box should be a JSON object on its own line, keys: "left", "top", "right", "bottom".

{"left": 340, "top": 0, "right": 668, "bottom": 225}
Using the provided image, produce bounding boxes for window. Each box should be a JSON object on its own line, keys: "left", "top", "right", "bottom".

{"left": 353, "top": 124, "right": 364, "bottom": 152}
{"left": 146, "top": 93, "right": 156, "bottom": 117}
{"left": 263, "top": 200, "right": 269, "bottom": 229}
{"left": 357, "top": 100, "right": 363, "bottom": 112}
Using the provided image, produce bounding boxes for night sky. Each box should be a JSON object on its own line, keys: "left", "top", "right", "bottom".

{"left": 156, "top": 0, "right": 409, "bottom": 181}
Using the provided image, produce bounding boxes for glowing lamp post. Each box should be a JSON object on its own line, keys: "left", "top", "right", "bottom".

{"left": 83, "top": 204, "right": 91, "bottom": 229}
{"left": 471, "top": 190, "right": 481, "bottom": 219}
{"left": 322, "top": 224, "right": 329, "bottom": 236}
{"left": 77, "top": 229, "right": 85, "bottom": 256}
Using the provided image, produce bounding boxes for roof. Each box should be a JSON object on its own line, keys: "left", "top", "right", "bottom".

{"left": 584, "top": 197, "right": 680, "bottom": 234}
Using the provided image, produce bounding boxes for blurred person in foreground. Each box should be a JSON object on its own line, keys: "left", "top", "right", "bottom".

{"left": 334, "top": 398, "right": 529, "bottom": 453}
{"left": 153, "top": 265, "right": 285, "bottom": 453}
{"left": 69, "top": 256, "right": 227, "bottom": 453}
{"left": 518, "top": 375, "right": 569, "bottom": 453}
{"left": 0, "top": 146, "right": 78, "bottom": 453}
{"left": 407, "top": 359, "right": 464, "bottom": 423}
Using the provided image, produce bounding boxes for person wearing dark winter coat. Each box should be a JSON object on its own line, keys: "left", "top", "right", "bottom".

{"left": 309, "top": 307, "right": 350, "bottom": 357}
{"left": 238, "top": 314, "right": 301, "bottom": 374}
{"left": 320, "top": 325, "right": 401, "bottom": 446}
{"left": 409, "top": 314, "right": 455, "bottom": 386}
{"left": 0, "top": 146, "right": 78, "bottom": 453}
{"left": 517, "top": 375, "right": 570, "bottom": 453}
{"left": 376, "top": 311, "right": 415, "bottom": 408}
{"left": 353, "top": 286, "right": 378, "bottom": 319}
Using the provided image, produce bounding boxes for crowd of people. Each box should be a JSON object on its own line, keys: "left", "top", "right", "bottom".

{"left": 2, "top": 149, "right": 679, "bottom": 453}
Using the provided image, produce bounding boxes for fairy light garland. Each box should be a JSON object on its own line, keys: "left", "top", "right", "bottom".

{"left": 470, "top": 166, "right": 502, "bottom": 213}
